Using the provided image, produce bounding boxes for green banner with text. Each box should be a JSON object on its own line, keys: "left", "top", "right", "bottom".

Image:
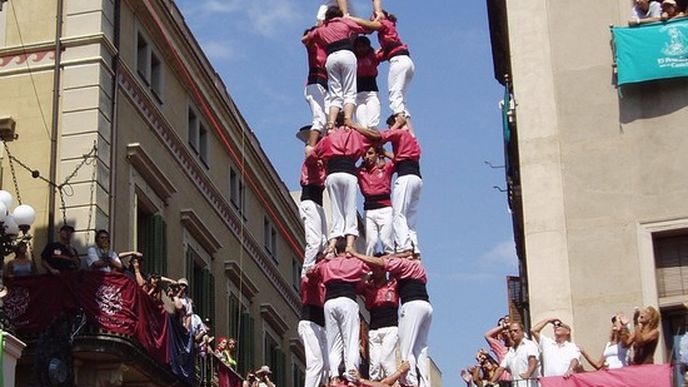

{"left": 613, "top": 18, "right": 688, "bottom": 85}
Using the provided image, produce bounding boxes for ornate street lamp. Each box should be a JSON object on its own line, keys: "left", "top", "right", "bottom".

{"left": 0, "top": 190, "right": 36, "bottom": 256}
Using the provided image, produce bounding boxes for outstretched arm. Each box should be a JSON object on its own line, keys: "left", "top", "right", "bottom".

{"left": 351, "top": 251, "right": 385, "bottom": 268}
{"left": 580, "top": 347, "right": 604, "bottom": 370}
{"left": 347, "top": 15, "right": 382, "bottom": 30}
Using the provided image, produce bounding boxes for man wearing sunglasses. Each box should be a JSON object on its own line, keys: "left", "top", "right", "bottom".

{"left": 531, "top": 317, "right": 581, "bottom": 378}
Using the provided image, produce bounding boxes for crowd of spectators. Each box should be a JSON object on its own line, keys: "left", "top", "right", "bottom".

{"left": 629, "top": 0, "right": 687, "bottom": 24}
{"left": 461, "top": 308, "right": 661, "bottom": 386}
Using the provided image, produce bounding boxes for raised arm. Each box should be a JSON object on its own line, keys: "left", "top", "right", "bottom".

{"left": 352, "top": 123, "right": 381, "bottom": 141}
{"left": 530, "top": 317, "right": 557, "bottom": 343}
{"left": 347, "top": 15, "right": 382, "bottom": 30}
{"left": 351, "top": 251, "right": 385, "bottom": 268}
{"left": 372, "top": 0, "right": 383, "bottom": 15}
{"left": 580, "top": 347, "right": 604, "bottom": 371}
{"left": 488, "top": 366, "right": 505, "bottom": 384}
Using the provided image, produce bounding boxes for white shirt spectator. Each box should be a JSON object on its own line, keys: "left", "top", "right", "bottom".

{"left": 86, "top": 247, "right": 122, "bottom": 273}
{"left": 500, "top": 337, "right": 540, "bottom": 385}
{"left": 632, "top": 1, "right": 662, "bottom": 18}
{"left": 539, "top": 335, "right": 581, "bottom": 377}
{"left": 603, "top": 341, "right": 629, "bottom": 369}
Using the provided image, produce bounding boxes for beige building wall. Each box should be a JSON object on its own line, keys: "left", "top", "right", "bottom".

{"left": 493, "top": 0, "right": 688, "bottom": 362}
{"left": 0, "top": 0, "right": 307, "bottom": 384}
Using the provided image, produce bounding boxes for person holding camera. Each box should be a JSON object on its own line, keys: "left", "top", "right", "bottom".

{"left": 172, "top": 278, "right": 194, "bottom": 331}
{"left": 243, "top": 366, "right": 275, "bottom": 387}
{"left": 530, "top": 317, "right": 581, "bottom": 378}
{"left": 580, "top": 313, "right": 631, "bottom": 370}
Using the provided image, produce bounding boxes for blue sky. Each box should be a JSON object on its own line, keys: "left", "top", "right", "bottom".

{"left": 175, "top": 0, "right": 519, "bottom": 381}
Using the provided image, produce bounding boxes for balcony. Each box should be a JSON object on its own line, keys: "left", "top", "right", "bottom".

{"left": 3, "top": 271, "right": 242, "bottom": 386}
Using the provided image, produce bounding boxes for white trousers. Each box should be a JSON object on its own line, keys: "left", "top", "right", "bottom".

{"left": 365, "top": 206, "right": 393, "bottom": 255}
{"left": 300, "top": 199, "right": 328, "bottom": 273}
{"left": 326, "top": 50, "right": 358, "bottom": 110}
{"left": 355, "top": 91, "right": 381, "bottom": 129}
{"left": 368, "top": 326, "right": 399, "bottom": 381}
{"left": 326, "top": 173, "right": 359, "bottom": 239}
{"left": 324, "top": 297, "right": 360, "bottom": 375}
{"left": 388, "top": 55, "right": 415, "bottom": 116}
{"left": 305, "top": 83, "right": 328, "bottom": 132}
{"left": 392, "top": 174, "right": 422, "bottom": 253}
{"left": 316, "top": 1, "right": 358, "bottom": 20}
{"left": 398, "top": 300, "right": 432, "bottom": 387}
{"left": 299, "top": 320, "right": 329, "bottom": 387}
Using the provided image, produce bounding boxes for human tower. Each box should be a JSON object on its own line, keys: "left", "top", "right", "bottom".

{"left": 296, "top": 1, "right": 432, "bottom": 387}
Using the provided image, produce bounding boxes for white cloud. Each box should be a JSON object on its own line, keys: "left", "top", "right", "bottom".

{"left": 201, "top": 39, "right": 243, "bottom": 62}
{"left": 480, "top": 240, "right": 518, "bottom": 267}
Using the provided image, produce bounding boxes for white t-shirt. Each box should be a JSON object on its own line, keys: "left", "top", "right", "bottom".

{"left": 86, "top": 247, "right": 122, "bottom": 273}
{"left": 632, "top": 2, "right": 662, "bottom": 18}
{"left": 538, "top": 335, "right": 581, "bottom": 377}
{"left": 500, "top": 338, "right": 540, "bottom": 381}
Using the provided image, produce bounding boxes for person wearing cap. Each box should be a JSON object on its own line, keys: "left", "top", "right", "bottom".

{"left": 173, "top": 277, "right": 194, "bottom": 330}
{"left": 661, "top": 0, "right": 685, "bottom": 19}
{"left": 87, "top": 229, "right": 137, "bottom": 273}
{"left": 41, "top": 224, "right": 80, "bottom": 274}
{"left": 255, "top": 365, "right": 275, "bottom": 387}
{"left": 530, "top": 317, "right": 581, "bottom": 378}
{"left": 629, "top": 0, "right": 662, "bottom": 24}
{"left": 354, "top": 35, "right": 381, "bottom": 130}
{"left": 303, "top": 6, "right": 367, "bottom": 132}
{"left": 298, "top": 126, "right": 328, "bottom": 272}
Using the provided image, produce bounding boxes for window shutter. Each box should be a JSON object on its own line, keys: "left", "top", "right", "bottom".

{"left": 186, "top": 248, "right": 195, "bottom": 296}
{"left": 152, "top": 214, "right": 166, "bottom": 274}
{"left": 655, "top": 235, "right": 688, "bottom": 298}
{"left": 276, "top": 350, "right": 286, "bottom": 387}
{"left": 209, "top": 272, "right": 215, "bottom": 326}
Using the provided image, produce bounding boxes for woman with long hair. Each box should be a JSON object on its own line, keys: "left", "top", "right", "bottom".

{"left": 581, "top": 314, "right": 632, "bottom": 370}
{"left": 630, "top": 306, "right": 660, "bottom": 365}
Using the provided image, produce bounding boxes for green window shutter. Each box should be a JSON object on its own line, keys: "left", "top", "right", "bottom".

{"left": 209, "top": 272, "right": 215, "bottom": 327}
{"left": 161, "top": 219, "right": 167, "bottom": 275}
{"left": 277, "top": 350, "right": 286, "bottom": 387}
{"left": 239, "top": 312, "right": 251, "bottom": 375}
{"left": 202, "top": 268, "right": 210, "bottom": 318}
{"left": 186, "top": 248, "right": 194, "bottom": 297}
{"left": 152, "top": 214, "right": 165, "bottom": 274}
{"left": 143, "top": 215, "right": 155, "bottom": 274}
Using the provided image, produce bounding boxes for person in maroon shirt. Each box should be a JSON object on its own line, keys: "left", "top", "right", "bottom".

{"left": 354, "top": 36, "right": 381, "bottom": 129}
{"left": 304, "top": 7, "right": 366, "bottom": 132}
{"left": 352, "top": 251, "right": 432, "bottom": 387}
{"left": 298, "top": 126, "right": 328, "bottom": 272}
{"left": 303, "top": 27, "right": 329, "bottom": 147}
{"left": 347, "top": 5, "right": 414, "bottom": 121}
{"left": 381, "top": 114, "right": 422, "bottom": 256}
{"left": 314, "top": 113, "right": 379, "bottom": 255}
{"left": 299, "top": 271, "right": 329, "bottom": 387}
{"left": 357, "top": 146, "right": 394, "bottom": 255}
{"left": 308, "top": 238, "right": 371, "bottom": 384}
{"left": 359, "top": 264, "right": 399, "bottom": 381}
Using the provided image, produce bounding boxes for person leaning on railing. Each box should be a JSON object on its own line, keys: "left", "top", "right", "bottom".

{"left": 41, "top": 224, "right": 81, "bottom": 275}
{"left": 660, "top": 0, "right": 686, "bottom": 20}
{"left": 489, "top": 322, "right": 540, "bottom": 387}
{"left": 629, "top": 0, "right": 662, "bottom": 25}
{"left": 4, "top": 241, "right": 36, "bottom": 280}
{"left": 580, "top": 313, "right": 632, "bottom": 370}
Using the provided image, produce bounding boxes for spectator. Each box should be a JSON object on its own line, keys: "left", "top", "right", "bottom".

{"left": 216, "top": 337, "right": 238, "bottom": 370}
{"left": 462, "top": 349, "right": 501, "bottom": 387}
{"left": 172, "top": 278, "right": 194, "bottom": 331}
{"left": 661, "top": 0, "right": 685, "bottom": 19}
{"left": 581, "top": 313, "right": 631, "bottom": 370}
{"left": 484, "top": 315, "right": 513, "bottom": 382}
{"left": 254, "top": 366, "right": 275, "bottom": 387}
{"left": 142, "top": 273, "right": 163, "bottom": 302}
{"left": 41, "top": 224, "right": 80, "bottom": 274}
{"left": 629, "top": 0, "right": 662, "bottom": 24}
{"left": 4, "top": 241, "right": 36, "bottom": 280}
{"left": 531, "top": 317, "right": 580, "bottom": 378}
{"left": 630, "top": 306, "right": 660, "bottom": 364}
{"left": 86, "top": 230, "right": 124, "bottom": 272}
{"left": 489, "top": 322, "right": 539, "bottom": 387}
{"left": 123, "top": 254, "right": 146, "bottom": 286}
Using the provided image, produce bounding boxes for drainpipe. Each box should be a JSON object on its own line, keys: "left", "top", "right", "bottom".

{"left": 108, "top": 0, "right": 121, "bottom": 238}
{"left": 47, "top": 0, "right": 64, "bottom": 241}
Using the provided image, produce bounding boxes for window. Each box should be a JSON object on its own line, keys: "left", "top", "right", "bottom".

{"left": 229, "top": 294, "right": 255, "bottom": 375}
{"left": 264, "top": 332, "right": 286, "bottom": 387}
{"left": 135, "top": 30, "right": 164, "bottom": 101}
{"left": 229, "top": 167, "right": 246, "bottom": 214}
{"left": 187, "top": 106, "right": 209, "bottom": 166}
{"left": 186, "top": 247, "right": 215, "bottom": 323}
{"left": 264, "top": 216, "right": 277, "bottom": 262}
{"left": 136, "top": 202, "right": 167, "bottom": 275}
{"left": 654, "top": 232, "right": 688, "bottom": 299}
{"left": 292, "top": 363, "right": 305, "bottom": 387}
{"left": 292, "top": 257, "right": 301, "bottom": 292}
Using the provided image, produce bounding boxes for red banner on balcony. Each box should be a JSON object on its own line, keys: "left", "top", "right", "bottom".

{"left": 5, "top": 272, "right": 169, "bottom": 363}
{"left": 218, "top": 361, "right": 242, "bottom": 387}
{"left": 540, "top": 364, "right": 671, "bottom": 387}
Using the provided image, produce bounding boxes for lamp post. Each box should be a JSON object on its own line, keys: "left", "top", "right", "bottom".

{"left": 0, "top": 190, "right": 36, "bottom": 256}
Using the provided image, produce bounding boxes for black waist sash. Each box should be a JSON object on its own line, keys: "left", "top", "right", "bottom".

{"left": 397, "top": 279, "right": 429, "bottom": 304}
{"left": 325, "top": 280, "right": 357, "bottom": 301}
{"left": 301, "top": 185, "right": 324, "bottom": 206}
{"left": 327, "top": 39, "right": 354, "bottom": 55}
{"left": 301, "top": 305, "right": 325, "bottom": 327}
{"left": 364, "top": 194, "right": 391, "bottom": 210}
{"left": 357, "top": 76, "right": 378, "bottom": 92}
{"left": 369, "top": 306, "right": 398, "bottom": 330}
{"left": 327, "top": 156, "right": 357, "bottom": 175}
{"left": 395, "top": 159, "right": 421, "bottom": 177}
